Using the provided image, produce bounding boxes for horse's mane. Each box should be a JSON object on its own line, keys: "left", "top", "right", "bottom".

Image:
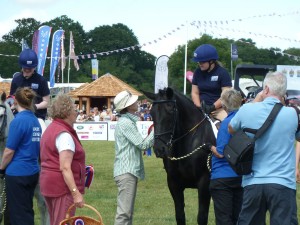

{"left": 171, "top": 89, "right": 199, "bottom": 113}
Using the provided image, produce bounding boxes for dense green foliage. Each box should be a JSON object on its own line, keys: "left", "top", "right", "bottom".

{"left": 0, "top": 16, "right": 299, "bottom": 94}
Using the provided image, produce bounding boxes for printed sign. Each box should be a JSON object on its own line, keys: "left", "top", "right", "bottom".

{"left": 74, "top": 122, "right": 108, "bottom": 140}
{"left": 74, "top": 121, "right": 153, "bottom": 141}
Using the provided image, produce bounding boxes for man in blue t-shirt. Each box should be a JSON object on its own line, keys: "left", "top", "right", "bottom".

{"left": 10, "top": 49, "right": 50, "bottom": 121}
{"left": 229, "top": 71, "right": 300, "bottom": 225}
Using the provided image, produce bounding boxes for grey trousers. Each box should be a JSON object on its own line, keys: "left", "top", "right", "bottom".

{"left": 114, "top": 173, "right": 138, "bottom": 225}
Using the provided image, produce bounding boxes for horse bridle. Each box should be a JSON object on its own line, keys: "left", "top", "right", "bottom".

{"left": 152, "top": 99, "right": 207, "bottom": 149}
{"left": 152, "top": 99, "right": 177, "bottom": 148}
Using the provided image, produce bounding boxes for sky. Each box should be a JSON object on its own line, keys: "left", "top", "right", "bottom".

{"left": 0, "top": 0, "right": 299, "bottom": 58}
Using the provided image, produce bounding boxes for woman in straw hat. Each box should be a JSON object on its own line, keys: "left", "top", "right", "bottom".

{"left": 113, "top": 90, "right": 154, "bottom": 225}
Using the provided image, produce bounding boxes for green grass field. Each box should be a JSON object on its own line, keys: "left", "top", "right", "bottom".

{"left": 34, "top": 140, "right": 300, "bottom": 225}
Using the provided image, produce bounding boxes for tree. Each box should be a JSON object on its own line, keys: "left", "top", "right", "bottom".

{"left": 83, "top": 24, "right": 156, "bottom": 91}
{"left": 0, "top": 41, "right": 20, "bottom": 78}
{"left": 2, "top": 18, "right": 41, "bottom": 46}
{"left": 167, "top": 34, "right": 300, "bottom": 95}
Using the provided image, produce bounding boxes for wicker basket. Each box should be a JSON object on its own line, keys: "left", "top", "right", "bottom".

{"left": 59, "top": 203, "right": 104, "bottom": 225}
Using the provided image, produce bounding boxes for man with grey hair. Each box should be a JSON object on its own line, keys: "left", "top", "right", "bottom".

{"left": 229, "top": 71, "right": 300, "bottom": 225}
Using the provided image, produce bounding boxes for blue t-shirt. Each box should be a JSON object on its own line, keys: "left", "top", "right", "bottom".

{"left": 211, "top": 111, "right": 240, "bottom": 179}
{"left": 192, "top": 65, "right": 232, "bottom": 105}
{"left": 230, "top": 97, "right": 300, "bottom": 190}
{"left": 10, "top": 72, "right": 50, "bottom": 120}
{"left": 6, "top": 110, "right": 41, "bottom": 176}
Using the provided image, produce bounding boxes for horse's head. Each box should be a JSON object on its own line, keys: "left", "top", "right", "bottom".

{"left": 143, "top": 87, "right": 181, "bottom": 158}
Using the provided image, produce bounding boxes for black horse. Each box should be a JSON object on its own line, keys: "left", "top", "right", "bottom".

{"left": 143, "top": 87, "right": 216, "bottom": 225}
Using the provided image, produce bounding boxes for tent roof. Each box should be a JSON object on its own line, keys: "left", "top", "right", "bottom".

{"left": 74, "top": 73, "right": 143, "bottom": 97}
{"left": 68, "top": 83, "right": 89, "bottom": 97}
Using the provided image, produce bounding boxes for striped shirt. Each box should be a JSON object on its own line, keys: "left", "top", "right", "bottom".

{"left": 113, "top": 113, "right": 154, "bottom": 180}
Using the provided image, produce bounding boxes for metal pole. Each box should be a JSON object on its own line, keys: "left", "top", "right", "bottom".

{"left": 231, "top": 59, "right": 233, "bottom": 80}
{"left": 67, "top": 32, "right": 72, "bottom": 84}
{"left": 230, "top": 43, "right": 233, "bottom": 80}
{"left": 183, "top": 21, "right": 188, "bottom": 95}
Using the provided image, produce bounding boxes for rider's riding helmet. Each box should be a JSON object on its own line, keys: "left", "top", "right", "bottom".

{"left": 18, "top": 49, "right": 38, "bottom": 68}
{"left": 192, "top": 44, "right": 219, "bottom": 62}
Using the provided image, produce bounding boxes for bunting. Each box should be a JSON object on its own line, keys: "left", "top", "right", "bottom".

{"left": 49, "top": 29, "right": 64, "bottom": 87}
{"left": 91, "top": 59, "right": 99, "bottom": 80}
{"left": 61, "top": 33, "right": 66, "bottom": 70}
{"left": 231, "top": 44, "right": 238, "bottom": 61}
{"left": 0, "top": 10, "right": 299, "bottom": 61}
{"left": 36, "top": 25, "right": 52, "bottom": 76}
{"left": 32, "top": 30, "right": 39, "bottom": 54}
{"left": 155, "top": 55, "right": 169, "bottom": 93}
{"left": 69, "top": 31, "right": 80, "bottom": 71}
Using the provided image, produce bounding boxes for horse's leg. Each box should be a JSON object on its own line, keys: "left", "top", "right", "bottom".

{"left": 167, "top": 177, "right": 186, "bottom": 225}
{"left": 197, "top": 173, "right": 211, "bottom": 225}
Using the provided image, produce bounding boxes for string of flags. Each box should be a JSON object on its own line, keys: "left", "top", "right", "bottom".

{"left": 0, "top": 10, "right": 299, "bottom": 61}
{"left": 193, "top": 24, "right": 300, "bottom": 62}
{"left": 191, "top": 21, "right": 300, "bottom": 44}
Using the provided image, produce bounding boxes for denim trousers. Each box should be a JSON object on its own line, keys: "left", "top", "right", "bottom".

{"left": 114, "top": 173, "right": 138, "bottom": 225}
{"left": 237, "top": 184, "right": 298, "bottom": 225}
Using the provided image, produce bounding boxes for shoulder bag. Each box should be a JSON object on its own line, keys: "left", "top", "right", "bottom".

{"left": 224, "top": 103, "right": 283, "bottom": 175}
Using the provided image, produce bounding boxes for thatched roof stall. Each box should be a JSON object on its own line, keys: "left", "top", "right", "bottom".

{"left": 68, "top": 83, "right": 89, "bottom": 99}
{"left": 72, "top": 73, "right": 142, "bottom": 113}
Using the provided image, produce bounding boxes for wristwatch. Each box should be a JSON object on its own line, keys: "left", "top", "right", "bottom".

{"left": 71, "top": 188, "right": 77, "bottom": 193}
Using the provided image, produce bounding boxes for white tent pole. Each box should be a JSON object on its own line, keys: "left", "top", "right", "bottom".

{"left": 183, "top": 21, "right": 188, "bottom": 95}
{"left": 67, "top": 31, "right": 72, "bottom": 84}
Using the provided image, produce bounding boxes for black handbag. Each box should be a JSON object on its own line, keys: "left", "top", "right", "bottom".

{"left": 224, "top": 103, "right": 283, "bottom": 175}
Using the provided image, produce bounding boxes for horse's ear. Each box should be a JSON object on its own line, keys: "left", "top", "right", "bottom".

{"left": 1, "top": 91, "right": 6, "bottom": 102}
{"left": 141, "top": 90, "right": 156, "bottom": 101}
{"left": 166, "top": 87, "right": 174, "bottom": 99}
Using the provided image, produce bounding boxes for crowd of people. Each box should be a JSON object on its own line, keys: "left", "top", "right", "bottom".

{"left": 1, "top": 45, "right": 300, "bottom": 225}
{"left": 75, "top": 100, "right": 153, "bottom": 123}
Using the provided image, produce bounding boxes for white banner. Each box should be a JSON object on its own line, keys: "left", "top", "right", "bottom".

{"left": 155, "top": 55, "right": 169, "bottom": 93}
{"left": 74, "top": 122, "right": 108, "bottom": 140}
{"left": 108, "top": 121, "right": 117, "bottom": 141}
{"left": 73, "top": 121, "right": 153, "bottom": 141}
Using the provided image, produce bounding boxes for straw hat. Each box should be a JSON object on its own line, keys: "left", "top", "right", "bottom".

{"left": 114, "top": 90, "right": 138, "bottom": 112}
